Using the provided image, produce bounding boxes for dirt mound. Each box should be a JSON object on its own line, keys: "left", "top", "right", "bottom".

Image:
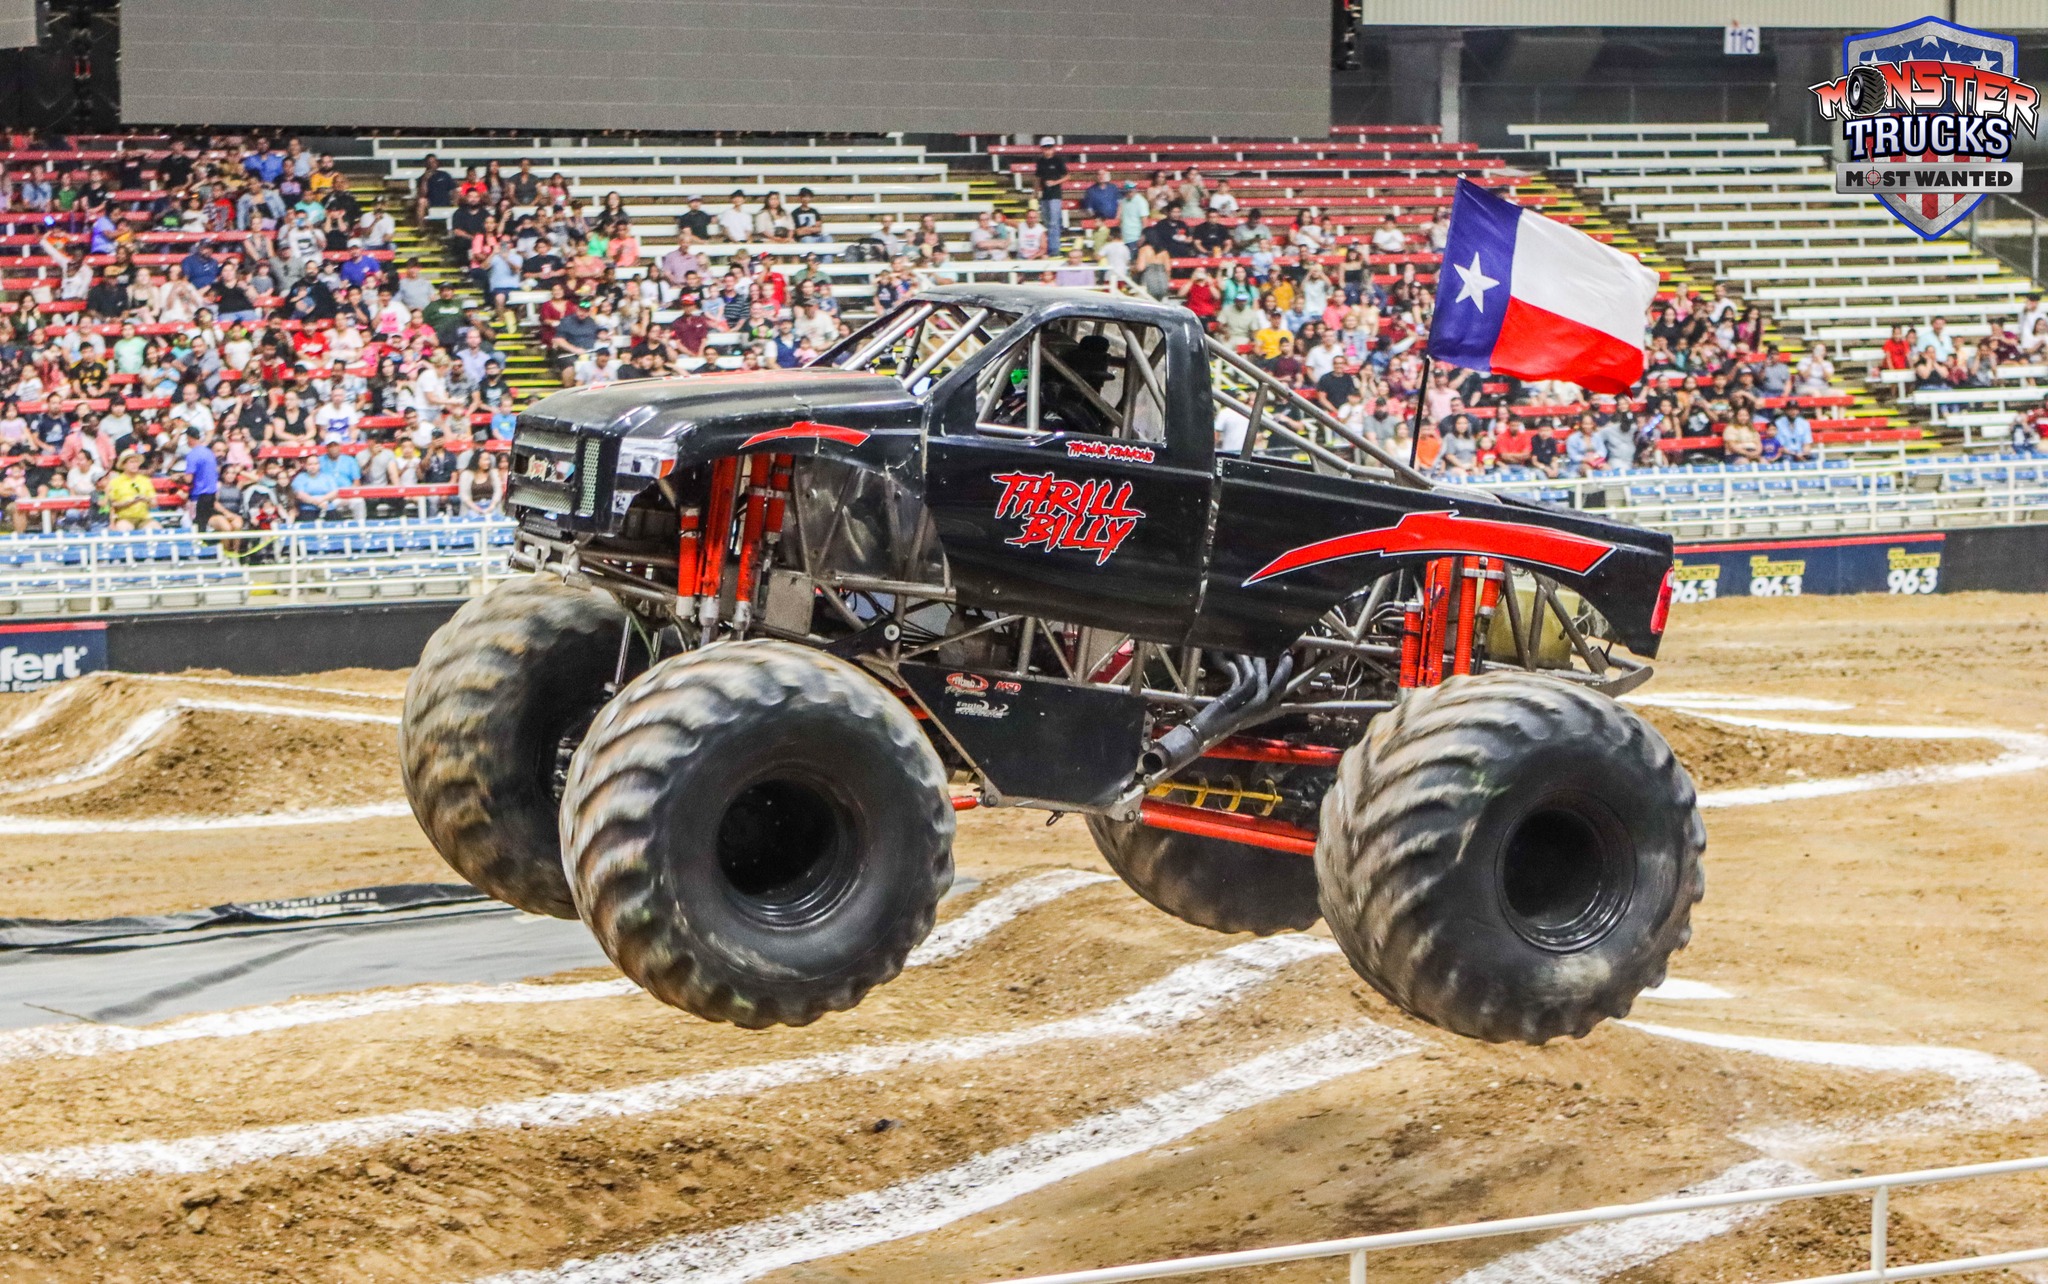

{"left": 1636, "top": 706, "right": 1999, "bottom": 792}
{"left": 0, "top": 673, "right": 173, "bottom": 784}
{"left": 10, "top": 707, "right": 400, "bottom": 819}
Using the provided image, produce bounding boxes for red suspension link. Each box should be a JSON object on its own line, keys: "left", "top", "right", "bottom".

{"left": 696, "top": 457, "right": 741, "bottom": 638}
{"left": 732, "top": 454, "right": 773, "bottom": 630}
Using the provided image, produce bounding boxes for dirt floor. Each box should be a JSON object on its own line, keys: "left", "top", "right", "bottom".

{"left": 0, "top": 593, "right": 2045, "bottom": 1283}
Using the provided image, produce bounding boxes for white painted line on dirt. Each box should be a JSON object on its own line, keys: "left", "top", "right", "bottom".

{"left": 1447, "top": 1157, "right": 1817, "bottom": 1284}
{"left": 0, "top": 869, "right": 1110, "bottom": 1065}
{"left": 1640, "top": 979, "right": 1734, "bottom": 1001}
{"left": 907, "top": 869, "right": 1113, "bottom": 966}
{"left": 1628, "top": 1021, "right": 2048, "bottom": 1148}
{"left": 179, "top": 698, "right": 402, "bottom": 726}
{"left": 1697, "top": 749, "right": 2048, "bottom": 809}
{"left": 1448, "top": 1022, "right": 2048, "bottom": 1284}
{"left": 1630, "top": 696, "right": 2048, "bottom": 808}
{"left": 1677, "top": 710, "right": 2035, "bottom": 744}
{"left": 0, "top": 682, "right": 84, "bottom": 739}
{"left": 1628, "top": 691, "right": 1855, "bottom": 713}
{"left": 0, "top": 980, "right": 637, "bottom": 1066}
{"left": 121, "top": 673, "right": 401, "bottom": 700}
{"left": 473, "top": 1023, "right": 1418, "bottom": 1284}
{"left": 0, "top": 935, "right": 1340, "bottom": 1186}
{"left": 0, "top": 800, "right": 414, "bottom": 835}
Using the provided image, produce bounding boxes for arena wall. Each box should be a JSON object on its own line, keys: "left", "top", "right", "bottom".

{"left": 2, "top": 601, "right": 460, "bottom": 678}
{"left": 118, "top": 0, "right": 1329, "bottom": 138}
{"left": 1672, "top": 524, "right": 2048, "bottom": 603}
{"left": 6, "top": 525, "right": 2047, "bottom": 681}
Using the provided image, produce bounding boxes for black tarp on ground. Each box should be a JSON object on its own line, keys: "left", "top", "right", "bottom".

{"left": 0, "top": 904, "right": 610, "bottom": 1029}
{"left": 0, "top": 883, "right": 485, "bottom": 949}
{"left": 0, "top": 877, "right": 981, "bottom": 1030}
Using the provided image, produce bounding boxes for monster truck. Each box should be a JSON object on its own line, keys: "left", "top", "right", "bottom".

{"left": 401, "top": 285, "right": 1702, "bottom": 1042}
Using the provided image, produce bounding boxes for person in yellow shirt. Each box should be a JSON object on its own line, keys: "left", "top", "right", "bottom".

{"left": 1251, "top": 322, "right": 1287, "bottom": 362}
{"left": 106, "top": 451, "right": 158, "bottom": 531}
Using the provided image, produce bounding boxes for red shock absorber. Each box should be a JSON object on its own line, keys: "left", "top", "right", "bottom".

{"left": 674, "top": 484, "right": 704, "bottom": 619}
{"left": 696, "top": 456, "right": 740, "bottom": 640}
{"left": 1418, "top": 557, "right": 1454, "bottom": 688}
{"left": 1474, "top": 558, "right": 1505, "bottom": 670}
{"left": 1397, "top": 602, "right": 1423, "bottom": 689}
{"left": 731, "top": 454, "right": 773, "bottom": 632}
{"left": 763, "top": 454, "right": 793, "bottom": 548}
{"left": 1451, "top": 555, "right": 1482, "bottom": 677}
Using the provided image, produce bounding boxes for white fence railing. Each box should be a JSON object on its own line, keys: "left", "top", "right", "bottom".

{"left": 0, "top": 518, "right": 514, "bottom": 616}
{"left": 1485, "top": 456, "right": 2048, "bottom": 541}
{"left": 996, "top": 1154, "right": 2048, "bottom": 1284}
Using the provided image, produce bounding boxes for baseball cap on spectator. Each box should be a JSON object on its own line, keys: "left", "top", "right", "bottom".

{"left": 1038, "top": 136, "right": 1057, "bottom": 146}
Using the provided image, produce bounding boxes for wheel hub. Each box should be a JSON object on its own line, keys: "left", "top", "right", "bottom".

{"left": 716, "top": 778, "right": 859, "bottom": 926}
{"left": 1497, "top": 797, "right": 1634, "bottom": 952}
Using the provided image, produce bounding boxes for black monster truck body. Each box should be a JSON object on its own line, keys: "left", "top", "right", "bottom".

{"left": 404, "top": 285, "right": 1701, "bottom": 1042}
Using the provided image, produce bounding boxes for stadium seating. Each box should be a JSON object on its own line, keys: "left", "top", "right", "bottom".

{"left": 374, "top": 136, "right": 1101, "bottom": 319}
{"left": 1511, "top": 121, "right": 2034, "bottom": 454}
{"left": 1516, "top": 123, "right": 2033, "bottom": 352}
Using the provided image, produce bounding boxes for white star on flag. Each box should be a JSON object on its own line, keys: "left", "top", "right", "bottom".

{"left": 1453, "top": 252, "right": 1499, "bottom": 313}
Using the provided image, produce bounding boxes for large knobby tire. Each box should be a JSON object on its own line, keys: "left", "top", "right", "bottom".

{"left": 1086, "top": 767, "right": 1321, "bottom": 936}
{"left": 560, "top": 641, "right": 954, "bottom": 1029}
{"left": 401, "top": 574, "right": 625, "bottom": 919}
{"left": 1316, "top": 673, "right": 1705, "bottom": 1045}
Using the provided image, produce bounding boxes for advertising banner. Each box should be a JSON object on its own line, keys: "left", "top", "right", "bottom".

{"left": 1671, "top": 532, "right": 1947, "bottom": 602}
{"left": 0, "top": 621, "right": 108, "bottom": 692}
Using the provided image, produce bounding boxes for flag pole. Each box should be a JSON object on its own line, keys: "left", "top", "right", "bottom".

{"left": 1408, "top": 353, "right": 1432, "bottom": 469}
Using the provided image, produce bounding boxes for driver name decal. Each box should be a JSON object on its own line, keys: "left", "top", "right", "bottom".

{"left": 990, "top": 471, "right": 1146, "bottom": 566}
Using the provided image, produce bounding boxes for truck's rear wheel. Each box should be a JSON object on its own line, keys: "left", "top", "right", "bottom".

{"left": 1087, "top": 762, "right": 1321, "bottom": 935}
{"left": 561, "top": 641, "right": 954, "bottom": 1028}
{"left": 401, "top": 574, "right": 625, "bottom": 918}
{"left": 1315, "top": 673, "right": 1704, "bottom": 1045}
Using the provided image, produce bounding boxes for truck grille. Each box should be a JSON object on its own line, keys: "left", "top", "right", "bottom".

{"left": 578, "top": 436, "right": 604, "bottom": 516}
{"left": 508, "top": 419, "right": 614, "bottom": 525}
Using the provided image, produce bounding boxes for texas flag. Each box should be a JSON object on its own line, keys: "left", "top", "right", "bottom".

{"left": 1426, "top": 179, "right": 1658, "bottom": 395}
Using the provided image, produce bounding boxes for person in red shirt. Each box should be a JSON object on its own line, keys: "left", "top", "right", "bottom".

{"left": 1881, "top": 325, "right": 1914, "bottom": 370}
{"left": 293, "top": 326, "right": 331, "bottom": 366}
{"left": 755, "top": 255, "right": 789, "bottom": 310}
{"left": 1492, "top": 417, "right": 1535, "bottom": 468}
{"left": 1183, "top": 267, "right": 1221, "bottom": 327}
{"left": 670, "top": 298, "right": 712, "bottom": 362}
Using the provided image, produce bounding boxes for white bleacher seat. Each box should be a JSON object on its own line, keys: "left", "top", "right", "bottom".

{"left": 1510, "top": 122, "right": 1768, "bottom": 141}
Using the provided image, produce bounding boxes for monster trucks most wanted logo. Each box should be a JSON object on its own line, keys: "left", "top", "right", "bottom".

{"left": 990, "top": 471, "right": 1146, "bottom": 565}
{"left": 1811, "top": 16, "right": 2038, "bottom": 238}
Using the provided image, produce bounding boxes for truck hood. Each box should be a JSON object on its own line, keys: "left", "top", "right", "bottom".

{"left": 521, "top": 369, "right": 923, "bottom": 460}
{"left": 510, "top": 369, "right": 925, "bottom": 535}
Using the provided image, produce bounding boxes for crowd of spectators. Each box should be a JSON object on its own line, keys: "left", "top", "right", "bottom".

{"left": 0, "top": 135, "right": 536, "bottom": 535}
{"left": 1875, "top": 297, "right": 2048, "bottom": 457}
{"left": 1029, "top": 171, "right": 1836, "bottom": 479}
{"left": 0, "top": 132, "right": 1874, "bottom": 538}
{"left": 585, "top": 145, "right": 1842, "bottom": 483}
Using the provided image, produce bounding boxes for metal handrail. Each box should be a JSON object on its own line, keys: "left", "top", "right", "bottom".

{"left": 1966, "top": 191, "right": 2048, "bottom": 289}
{"left": 0, "top": 518, "right": 513, "bottom": 616}
{"left": 996, "top": 1153, "right": 2048, "bottom": 1284}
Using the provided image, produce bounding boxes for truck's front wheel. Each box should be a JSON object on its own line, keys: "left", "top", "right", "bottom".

{"left": 560, "top": 642, "right": 955, "bottom": 1028}
{"left": 1316, "top": 673, "right": 1705, "bottom": 1045}
{"left": 401, "top": 574, "right": 626, "bottom": 919}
